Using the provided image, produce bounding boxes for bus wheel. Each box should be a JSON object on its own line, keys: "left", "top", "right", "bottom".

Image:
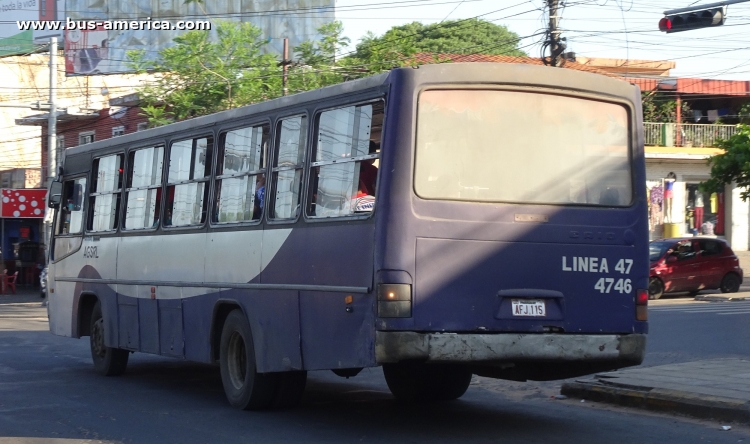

{"left": 219, "top": 310, "right": 278, "bottom": 410}
{"left": 383, "top": 362, "right": 472, "bottom": 403}
{"left": 721, "top": 273, "right": 741, "bottom": 293}
{"left": 90, "top": 300, "right": 129, "bottom": 376}
{"left": 273, "top": 371, "right": 307, "bottom": 408}
{"left": 648, "top": 278, "right": 664, "bottom": 300}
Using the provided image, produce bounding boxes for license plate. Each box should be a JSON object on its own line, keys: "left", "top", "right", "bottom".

{"left": 511, "top": 299, "right": 546, "bottom": 317}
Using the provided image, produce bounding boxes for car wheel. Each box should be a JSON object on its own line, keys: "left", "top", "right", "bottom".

{"left": 219, "top": 309, "right": 279, "bottom": 410}
{"left": 720, "top": 273, "right": 741, "bottom": 293}
{"left": 90, "top": 301, "right": 129, "bottom": 376}
{"left": 648, "top": 277, "right": 664, "bottom": 300}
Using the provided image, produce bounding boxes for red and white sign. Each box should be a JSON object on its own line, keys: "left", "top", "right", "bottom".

{"left": 1, "top": 189, "right": 46, "bottom": 218}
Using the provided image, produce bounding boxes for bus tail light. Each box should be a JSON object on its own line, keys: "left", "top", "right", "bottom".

{"left": 636, "top": 289, "right": 648, "bottom": 321}
{"left": 377, "top": 284, "right": 412, "bottom": 318}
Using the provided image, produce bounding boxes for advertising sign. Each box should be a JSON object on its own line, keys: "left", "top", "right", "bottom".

{"left": 1, "top": 189, "right": 47, "bottom": 218}
{"left": 0, "top": 0, "right": 64, "bottom": 56}
{"left": 64, "top": 0, "right": 335, "bottom": 75}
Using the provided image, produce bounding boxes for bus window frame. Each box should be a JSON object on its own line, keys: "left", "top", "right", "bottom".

{"left": 163, "top": 132, "right": 215, "bottom": 231}
{"left": 121, "top": 143, "right": 166, "bottom": 232}
{"left": 86, "top": 152, "right": 125, "bottom": 234}
{"left": 51, "top": 174, "right": 89, "bottom": 263}
{"left": 304, "top": 98, "right": 386, "bottom": 223}
{"left": 210, "top": 118, "right": 272, "bottom": 228}
{"left": 266, "top": 111, "right": 310, "bottom": 226}
{"left": 411, "top": 85, "right": 636, "bottom": 208}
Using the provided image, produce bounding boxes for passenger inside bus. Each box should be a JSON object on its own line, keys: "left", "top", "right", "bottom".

{"left": 354, "top": 141, "right": 379, "bottom": 212}
{"left": 253, "top": 174, "right": 266, "bottom": 220}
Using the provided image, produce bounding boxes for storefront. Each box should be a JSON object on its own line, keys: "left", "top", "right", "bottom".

{"left": 646, "top": 156, "right": 748, "bottom": 251}
{"left": 0, "top": 188, "right": 46, "bottom": 286}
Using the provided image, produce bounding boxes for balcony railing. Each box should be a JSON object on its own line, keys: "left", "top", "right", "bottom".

{"left": 644, "top": 122, "right": 739, "bottom": 148}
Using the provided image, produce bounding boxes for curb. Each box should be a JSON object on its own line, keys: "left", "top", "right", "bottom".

{"left": 561, "top": 381, "right": 750, "bottom": 423}
{"left": 694, "top": 295, "right": 749, "bottom": 302}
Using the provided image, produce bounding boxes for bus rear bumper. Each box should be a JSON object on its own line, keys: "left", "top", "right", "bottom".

{"left": 375, "top": 332, "right": 646, "bottom": 368}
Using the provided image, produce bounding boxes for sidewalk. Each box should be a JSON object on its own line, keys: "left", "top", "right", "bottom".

{"left": 0, "top": 285, "right": 45, "bottom": 304}
{"left": 561, "top": 359, "right": 750, "bottom": 423}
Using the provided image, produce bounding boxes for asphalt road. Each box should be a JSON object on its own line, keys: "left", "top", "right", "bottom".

{"left": 1, "top": 299, "right": 749, "bottom": 444}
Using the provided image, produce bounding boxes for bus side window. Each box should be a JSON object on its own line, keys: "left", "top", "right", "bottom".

{"left": 307, "top": 101, "right": 383, "bottom": 218}
{"left": 123, "top": 146, "right": 164, "bottom": 230}
{"left": 214, "top": 124, "right": 269, "bottom": 224}
{"left": 57, "top": 177, "right": 87, "bottom": 235}
{"left": 270, "top": 116, "right": 307, "bottom": 220}
{"left": 87, "top": 153, "right": 124, "bottom": 232}
{"left": 166, "top": 136, "right": 213, "bottom": 227}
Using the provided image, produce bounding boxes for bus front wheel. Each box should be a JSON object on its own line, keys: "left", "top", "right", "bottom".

{"left": 90, "top": 300, "right": 129, "bottom": 376}
{"left": 383, "top": 362, "right": 472, "bottom": 403}
{"left": 219, "top": 310, "right": 279, "bottom": 410}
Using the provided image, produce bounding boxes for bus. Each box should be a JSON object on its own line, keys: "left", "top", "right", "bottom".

{"left": 46, "top": 62, "right": 648, "bottom": 409}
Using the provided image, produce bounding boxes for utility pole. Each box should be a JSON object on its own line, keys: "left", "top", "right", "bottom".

{"left": 44, "top": 36, "right": 58, "bottom": 263}
{"left": 547, "top": 0, "right": 562, "bottom": 67}
{"left": 48, "top": 36, "right": 57, "bottom": 185}
{"left": 282, "top": 38, "right": 289, "bottom": 96}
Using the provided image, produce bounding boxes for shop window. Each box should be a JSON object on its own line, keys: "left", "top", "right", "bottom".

{"left": 214, "top": 124, "right": 269, "bottom": 223}
{"left": 124, "top": 146, "right": 164, "bottom": 230}
{"left": 270, "top": 116, "right": 307, "bottom": 220}
{"left": 166, "top": 136, "right": 213, "bottom": 227}
{"left": 307, "top": 101, "right": 383, "bottom": 218}
{"left": 112, "top": 126, "right": 125, "bottom": 137}
{"left": 57, "top": 177, "right": 87, "bottom": 235}
{"left": 87, "top": 154, "right": 123, "bottom": 232}
{"left": 686, "top": 183, "right": 718, "bottom": 235}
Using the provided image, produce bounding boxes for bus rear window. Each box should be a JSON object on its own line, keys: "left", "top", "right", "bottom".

{"left": 414, "top": 89, "right": 632, "bottom": 206}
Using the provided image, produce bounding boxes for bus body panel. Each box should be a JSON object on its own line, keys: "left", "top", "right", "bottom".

{"left": 414, "top": 237, "right": 642, "bottom": 333}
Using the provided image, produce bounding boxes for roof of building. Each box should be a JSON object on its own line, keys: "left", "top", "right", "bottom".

{"left": 411, "top": 53, "right": 618, "bottom": 77}
{"left": 626, "top": 77, "right": 750, "bottom": 96}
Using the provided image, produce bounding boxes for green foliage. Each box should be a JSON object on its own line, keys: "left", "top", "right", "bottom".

{"left": 127, "top": 21, "right": 280, "bottom": 126}
{"left": 740, "top": 103, "right": 750, "bottom": 124}
{"left": 351, "top": 19, "right": 526, "bottom": 59}
{"left": 701, "top": 125, "right": 750, "bottom": 199}
{"left": 641, "top": 92, "right": 692, "bottom": 123}
{"left": 129, "top": 18, "right": 527, "bottom": 126}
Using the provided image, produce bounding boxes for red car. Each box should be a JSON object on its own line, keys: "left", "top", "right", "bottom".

{"left": 649, "top": 237, "right": 743, "bottom": 299}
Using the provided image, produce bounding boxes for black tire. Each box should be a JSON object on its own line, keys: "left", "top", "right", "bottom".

{"left": 273, "top": 371, "right": 307, "bottom": 408}
{"left": 90, "top": 300, "right": 129, "bottom": 376}
{"left": 383, "top": 362, "right": 472, "bottom": 403}
{"left": 219, "top": 310, "right": 279, "bottom": 410}
{"left": 648, "top": 277, "right": 664, "bottom": 300}
{"left": 721, "top": 273, "right": 741, "bottom": 293}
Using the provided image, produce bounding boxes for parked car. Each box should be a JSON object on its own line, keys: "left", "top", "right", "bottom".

{"left": 40, "top": 266, "right": 47, "bottom": 299}
{"left": 649, "top": 237, "right": 743, "bottom": 299}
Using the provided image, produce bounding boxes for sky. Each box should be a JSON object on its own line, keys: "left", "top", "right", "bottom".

{"left": 334, "top": 0, "right": 750, "bottom": 80}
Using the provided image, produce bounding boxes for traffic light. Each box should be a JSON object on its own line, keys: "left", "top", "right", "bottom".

{"left": 659, "top": 6, "right": 726, "bottom": 33}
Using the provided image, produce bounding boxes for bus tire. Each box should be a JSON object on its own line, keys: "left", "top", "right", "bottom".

{"left": 90, "top": 300, "right": 129, "bottom": 376}
{"left": 721, "top": 273, "right": 741, "bottom": 293}
{"left": 219, "top": 310, "right": 278, "bottom": 410}
{"left": 273, "top": 371, "right": 307, "bottom": 409}
{"left": 383, "top": 362, "right": 472, "bottom": 403}
{"left": 648, "top": 277, "right": 664, "bottom": 300}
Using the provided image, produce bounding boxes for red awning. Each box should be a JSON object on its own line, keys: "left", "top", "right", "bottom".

{"left": 1, "top": 189, "right": 47, "bottom": 218}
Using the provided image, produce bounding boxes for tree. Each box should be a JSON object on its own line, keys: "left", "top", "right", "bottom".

{"left": 127, "top": 21, "right": 281, "bottom": 125}
{"left": 641, "top": 92, "right": 692, "bottom": 123}
{"left": 351, "top": 19, "right": 527, "bottom": 60}
{"left": 701, "top": 125, "right": 750, "bottom": 199}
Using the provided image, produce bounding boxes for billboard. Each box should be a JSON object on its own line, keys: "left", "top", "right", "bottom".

{"left": 0, "top": 0, "right": 64, "bottom": 56}
{"left": 64, "top": 0, "right": 335, "bottom": 75}
{"left": 1, "top": 189, "right": 46, "bottom": 218}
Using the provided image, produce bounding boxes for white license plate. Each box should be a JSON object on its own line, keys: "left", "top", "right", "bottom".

{"left": 511, "top": 299, "right": 546, "bottom": 317}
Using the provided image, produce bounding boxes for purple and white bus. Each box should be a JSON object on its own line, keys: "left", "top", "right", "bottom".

{"left": 46, "top": 63, "right": 648, "bottom": 409}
